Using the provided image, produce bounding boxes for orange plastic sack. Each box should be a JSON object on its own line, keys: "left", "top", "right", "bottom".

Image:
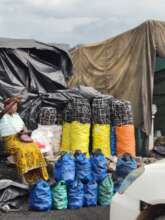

{"left": 116, "top": 125, "right": 136, "bottom": 156}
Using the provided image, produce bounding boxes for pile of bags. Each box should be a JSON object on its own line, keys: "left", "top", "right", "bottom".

{"left": 29, "top": 152, "right": 114, "bottom": 211}
{"left": 60, "top": 95, "right": 136, "bottom": 159}
{"left": 33, "top": 89, "right": 136, "bottom": 161}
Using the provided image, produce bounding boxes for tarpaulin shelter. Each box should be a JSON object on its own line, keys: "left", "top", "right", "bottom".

{"left": 69, "top": 20, "right": 165, "bottom": 135}
{"left": 0, "top": 37, "right": 73, "bottom": 130}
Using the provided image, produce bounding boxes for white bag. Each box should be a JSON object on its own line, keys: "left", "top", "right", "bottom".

{"left": 32, "top": 125, "right": 62, "bottom": 158}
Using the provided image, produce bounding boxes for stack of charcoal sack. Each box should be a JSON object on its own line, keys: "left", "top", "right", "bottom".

{"left": 110, "top": 99, "right": 135, "bottom": 157}
{"left": 92, "top": 96, "right": 112, "bottom": 158}
{"left": 29, "top": 151, "right": 114, "bottom": 211}
{"left": 61, "top": 97, "right": 91, "bottom": 155}
{"left": 31, "top": 107, "right": 63, "bottom": 159}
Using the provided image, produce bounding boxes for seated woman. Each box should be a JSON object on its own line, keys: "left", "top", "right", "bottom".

{"left": 0, "top": 96, "right": 49, "bottom": 184}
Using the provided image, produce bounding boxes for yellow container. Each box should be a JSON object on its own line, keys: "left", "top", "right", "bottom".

{"left": 60, "top": 122, "right": 71, "bottom": 152}
{"left": 71, "top": 121, "right": 90, "bottom": 156}
{"left": 92, "top": 124, "right": 111, "bottom": 158}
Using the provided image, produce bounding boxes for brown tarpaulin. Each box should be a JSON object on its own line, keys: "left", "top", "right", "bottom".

{"left": 69, "top": 20, "right": 165, "bottom": 135}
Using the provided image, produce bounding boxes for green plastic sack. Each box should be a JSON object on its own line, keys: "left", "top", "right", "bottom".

{"left": 98, "top": 175, "right": 114, "bottom": 206}
{"left": 52, "top": 181, "right": 68, "bottom": 210}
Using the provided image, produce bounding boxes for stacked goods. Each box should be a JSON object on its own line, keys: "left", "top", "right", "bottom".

{"left": 32, "top": 107, "right": 63, "bottom": 158}
{"left": 92, "top": 97, "right": 111, "bottom": 157}
{"left": 114, "top": 153, "right": 137, "bottom": 192}
{"left": 39, "top": 107, "right": 63, "bottom": 125}
{"left": 52, "top": 181, "right": 68, "bottom": 210}
{"left": 52, "top": 152, "right": 113, "bottom": 210}
{"left": 61, "top": 101, "right": 72, "bottom": 152}
{"left": 110, "top": 99, "right": 136, "bottom": 156}
{"left": 90, "top": 151, "right": 107, "bottom": 183}
{"left": 29, "top": 180, "right": 52, "bottom": 211}
{"left": 68, "top": 180, "right": 84, "bottom": 209}
{"left": 98, "top": 175, "right": 114, "bottom": 206}
{"left": 54, "top": 153, "right": 75, "bottom": 185}
{"left": 75, "top": 151, "right": 92, "bottom": 183}
{"left": 110, "top": 100, "right": 133, "bottom": 126}
{"left": 61, "top": 97, "right": 91, "bottom": 155}
{"left": 84, "top": 181, "right": 98, "bottom": 207}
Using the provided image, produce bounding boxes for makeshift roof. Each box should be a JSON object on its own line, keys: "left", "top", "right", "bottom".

{"left": 70, "top": 20, "right": 165, "bottom": 135}
{"left": 0, "top": 37, "right": 57, "bottom": 50}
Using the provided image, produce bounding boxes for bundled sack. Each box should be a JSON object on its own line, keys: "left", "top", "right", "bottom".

{"left": 52, "top": 181, "right": 68, "bottom": 210}
{"left": 91, "top": 151, "right": 107, "bottom": 183}
{"left": 71, "top": 97, "right": 91, "bottom": 123}
{"left": 71, "top": 121, "right": 90, "bottom": 155}
{"left": 98, "top": 175, "right": 114, "bottom": 206}
{"left": 54, "top": 153, "right": 75, "bottom": 185}
{"left": 116, "top": 153, "right": 137, "bottom": 179}
{"left": 39, "top": 107, "right": 58, "bottom": 125}
{"left": 84, "top": 181, "right": 98, "bottom": 207}
{"left": 68, "top": 180, "right": 84, "bottom": 209}
{"left": 60, "top": 122, "right": 71, "bottom": 152}
{"left": 110, "top": 99, "right": 133, "bottom": 126}
{"left": 29, "top": 180, "right": 52, "bottom": 211}
{"left": 116, "top": 124, "right": 136, "bottom": 156}
{"left": 92, "top": 124, "right": 111, "bottom": 158}
{"left": 92, "top": 97, "right": 111, "bottom": 124}
{"left": 110, "top": 127, "right": 116, "bottom": 156}
{"left": 75, "top": 151, "right": 92, "bottom": 183}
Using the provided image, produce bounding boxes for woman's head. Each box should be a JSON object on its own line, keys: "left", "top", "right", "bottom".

{"left": 6, "top": 102, "right": 18, "bottom": 114}
{"left": 3, "top": 96, "right": 22, "bottom": 115}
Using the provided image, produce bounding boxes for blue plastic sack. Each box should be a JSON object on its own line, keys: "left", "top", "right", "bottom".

{"left": 116, "top": 154, "right": 137, "bottom": 179}
{"left": 54, "top": 153, "right": 75, "bottom": 185}
{"left": 110, "top": 127, "right": 116, "bottom": 156}
{"left": 91, "top": 153, "right": 107, "bottom": 183}
{"left": 84, "top": 181, "right": 98, "bottom": 207}
{"left": 29, "top": 180, "right": 52, "bottom": 211}
{"left": 75, "top": 153, "right": 92, "bottom": 183}
{"left": 68, "top": 180, "right": 84, "bottom": 209}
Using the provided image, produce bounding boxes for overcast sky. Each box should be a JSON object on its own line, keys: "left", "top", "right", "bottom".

{"left": 0, "top": 0, "right": 165, "bottom": 46}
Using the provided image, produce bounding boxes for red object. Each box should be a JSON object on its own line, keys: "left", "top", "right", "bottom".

{"left": 35, "top": 142, "right": 45, "bottom": 149}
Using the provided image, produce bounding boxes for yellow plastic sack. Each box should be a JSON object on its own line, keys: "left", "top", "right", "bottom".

{"left": 71, "top": 121, "right": 90, "bottom": 156}
{"left": 92, "top": 124, "right": 111, "bottom": 158}
{"left": 60, "top": 122, "right": 71, "bottom": 152}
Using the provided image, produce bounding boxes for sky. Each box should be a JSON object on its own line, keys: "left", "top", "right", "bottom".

{"left": 0, "top": 0, "right": 165, "bottom": 46}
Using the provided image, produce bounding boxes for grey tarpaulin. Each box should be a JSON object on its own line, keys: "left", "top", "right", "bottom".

{"left": 69, "top": 20, "right": 165, "bottom": 135}
{"left": 0, "top": 37, "right": 73, "bottom": 130}
{"left": 0, "top": 179, "right": 28, "bottom": 212}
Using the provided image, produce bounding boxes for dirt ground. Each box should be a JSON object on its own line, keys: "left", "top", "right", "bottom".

{"left": 0, "top": 206, "right": 110, "bottom": 220}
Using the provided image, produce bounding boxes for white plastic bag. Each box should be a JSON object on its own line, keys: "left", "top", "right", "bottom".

{"left": 32, "top": 125, "right": 62, "bottom": 158}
